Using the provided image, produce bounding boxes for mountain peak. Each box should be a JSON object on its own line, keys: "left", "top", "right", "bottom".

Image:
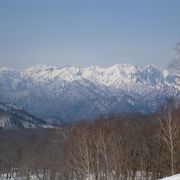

{"left": 0, "top": 67, "right": 13, "bottom": 72}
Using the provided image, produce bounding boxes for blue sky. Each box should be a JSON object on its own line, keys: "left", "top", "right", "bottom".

{"left": 0, "top": 0, "right": 180, "bottom": 69}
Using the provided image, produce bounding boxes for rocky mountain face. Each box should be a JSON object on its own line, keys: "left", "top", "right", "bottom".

{"left": 0, "top": 102, "right": 47, "bottom": 129}
{"left": 0, "top": 64, "right": 179, "bottom": 121}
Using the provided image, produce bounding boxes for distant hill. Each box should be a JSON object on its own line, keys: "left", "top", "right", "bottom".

{"left": 0, "top": 102, "right": 47, "bottom": 129}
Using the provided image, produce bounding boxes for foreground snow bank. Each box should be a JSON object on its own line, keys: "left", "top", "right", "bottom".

{"left": 160, "top": 174, "right": 180, "bottom": 180}
{"left": 1, "top": 174, "right": 180, "bottom": 180}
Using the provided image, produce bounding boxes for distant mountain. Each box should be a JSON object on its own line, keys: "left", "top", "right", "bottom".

{"left": 0, "top": 64, "right": 179, "bottom": 121}
{"left": 0, "top": 102, "right": 47, "bottom": 129}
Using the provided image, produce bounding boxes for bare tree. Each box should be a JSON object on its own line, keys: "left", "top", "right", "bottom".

{"left": 66, "top": 122, "right": 93, "bottom": 180}
{"left": 167, "top": 42, "right": 180, "bottom": 73}
{"left": 107, "top": 115, "right": 127, "bottom": 180}
{"left": 158, "top": 99, "right": 180, "bottom": 175}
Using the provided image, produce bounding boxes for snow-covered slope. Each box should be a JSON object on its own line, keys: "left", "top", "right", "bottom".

{"left": 160, "top": 174, "right": 180, "bottom": 180}
{"left": 0, "top": 64, "right": 179, "bottom": 121}
{"left": 0, "top": 102, "right": 47, "bottom": 129}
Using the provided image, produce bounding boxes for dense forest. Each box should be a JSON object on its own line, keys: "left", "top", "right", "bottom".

{"left": 0, "top": 100, "right": 179, "bottom": 180}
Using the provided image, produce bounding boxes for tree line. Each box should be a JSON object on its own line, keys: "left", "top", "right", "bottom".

{"left": 0, "top": 100, "right": 179, "bottom": 180}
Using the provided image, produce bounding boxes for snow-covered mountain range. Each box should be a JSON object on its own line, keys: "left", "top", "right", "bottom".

{"left": 0, "top": 64, "right": 179, "bottom": 121}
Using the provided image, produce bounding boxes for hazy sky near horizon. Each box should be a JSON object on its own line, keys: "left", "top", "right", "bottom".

{"left": 0, "top": 0, "right": 180, "bottom": 69}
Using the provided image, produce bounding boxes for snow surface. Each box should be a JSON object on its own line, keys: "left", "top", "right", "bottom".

{"left": 0, "top": 172, "right": 180, "bottom": 180}
{"left": 160, "top": 174, "right": 180, "bottom": 180}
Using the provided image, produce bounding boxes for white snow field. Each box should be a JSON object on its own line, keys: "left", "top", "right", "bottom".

{"left": 160, "top": 174, "right": 180, "bottom": 180}
{"left": 1, "top": 174, "right": 180, "bottom": 180}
